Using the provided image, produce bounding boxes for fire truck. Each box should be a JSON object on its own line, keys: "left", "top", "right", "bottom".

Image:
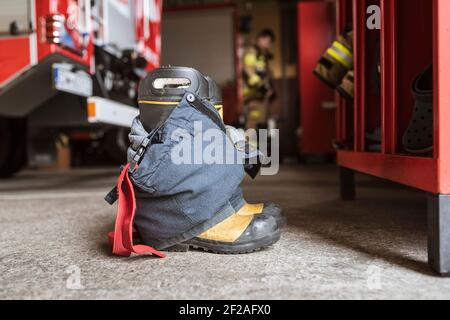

{"left": 0, "top": 0, "right": 162, "bottom": 177}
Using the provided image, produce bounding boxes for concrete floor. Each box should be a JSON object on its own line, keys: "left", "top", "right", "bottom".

{"left": 1, "top": 164, "right": 450, "bottom": 300}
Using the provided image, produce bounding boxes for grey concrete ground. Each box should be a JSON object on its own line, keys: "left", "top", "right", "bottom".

{"left": 1, "top": 165, "right": 450, "bottom": 300}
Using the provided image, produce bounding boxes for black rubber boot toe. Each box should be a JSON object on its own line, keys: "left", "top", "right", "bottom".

{"left": 263, "top": 202, "right": 287, "bottom": 228}
{"left": 169, "top": 215, "right": 281, "bottom": 254}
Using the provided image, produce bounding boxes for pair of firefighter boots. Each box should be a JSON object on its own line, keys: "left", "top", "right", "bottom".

{"left": 108, "top": 67, "right": 285, "bottom": 257}
{"left": 402, "top": 64, "right": 433, "bottom": 154}
{"left": 314, "top": 31, "right": 354, "bottom": 100}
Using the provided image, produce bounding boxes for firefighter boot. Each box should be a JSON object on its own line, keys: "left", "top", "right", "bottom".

{"left": 314, "top": 31, "right": 353, "bottom": 89}
{"left": 236, "top": 202, "right": 287, "bottom": 229}
{"left": 168, "top": 210, "right": 281, "bottom": 254}
{"left": 228, "top": 187, "right": 287, "bottom": 229}
{"left": 124, "top": 67, "right": 282, "bottom": 255}
{"left": 402, "top": 65, "right": 433, "bottom": 154}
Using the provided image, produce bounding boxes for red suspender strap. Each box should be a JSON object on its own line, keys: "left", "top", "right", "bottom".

{"left": 108, "top": 164, "right": 166, "bottom": 258}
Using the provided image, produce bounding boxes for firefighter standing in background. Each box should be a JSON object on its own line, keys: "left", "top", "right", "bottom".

{"left": 242, "top": 29, "right": 276, "bottom": 131}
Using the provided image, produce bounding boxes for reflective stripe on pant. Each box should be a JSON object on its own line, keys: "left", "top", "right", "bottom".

{"left": 246, "top": 99, "right": 268, "bottom": 131}
{"left": 326, "top": 41, "right": 353, "bottom": 69}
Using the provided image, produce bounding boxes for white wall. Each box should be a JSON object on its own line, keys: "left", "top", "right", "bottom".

{"left": 0, "top": 0, "right": 29, "bottom": 33}
{"left": 161, "top": 8, "right": 235, "bottom": 85}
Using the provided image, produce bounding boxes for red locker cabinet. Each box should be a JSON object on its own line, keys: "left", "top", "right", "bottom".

{"left": 297, "top": 1, "right": 336, "bottom": 157}
{"left": 335, "top": 0, "right": 450, "bottom": 276}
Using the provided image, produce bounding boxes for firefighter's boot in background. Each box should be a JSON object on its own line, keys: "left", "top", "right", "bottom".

{"left": 314, "top": 31, "right": 353, "bottom": 89}
{"left": 124, "top": 67, "right": 282, "bottom": 254}
{"left": 402, "top": 65, "right": 434, "bottom": 154}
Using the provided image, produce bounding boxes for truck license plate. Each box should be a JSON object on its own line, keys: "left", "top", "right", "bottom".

{"left": 53, "top": 63, "right": 93, "bottom": 97}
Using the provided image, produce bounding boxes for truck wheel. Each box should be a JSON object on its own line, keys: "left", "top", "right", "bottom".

{"left": 0, "top": 118, "right": 26, "bottom": 178}
{"left": 104, "top": 128, "right": 129, "bottom": 164}
{"left": 0, "top": 119, "right": 13, "bottom": 177}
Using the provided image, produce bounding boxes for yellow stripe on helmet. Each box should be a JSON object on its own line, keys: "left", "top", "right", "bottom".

{"left": 138, "top": 100, "right": 180, "bottom": 106}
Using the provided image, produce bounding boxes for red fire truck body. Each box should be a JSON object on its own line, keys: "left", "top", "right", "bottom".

{"left": 0, "top": 0, "right": 162, "bottom": 176}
